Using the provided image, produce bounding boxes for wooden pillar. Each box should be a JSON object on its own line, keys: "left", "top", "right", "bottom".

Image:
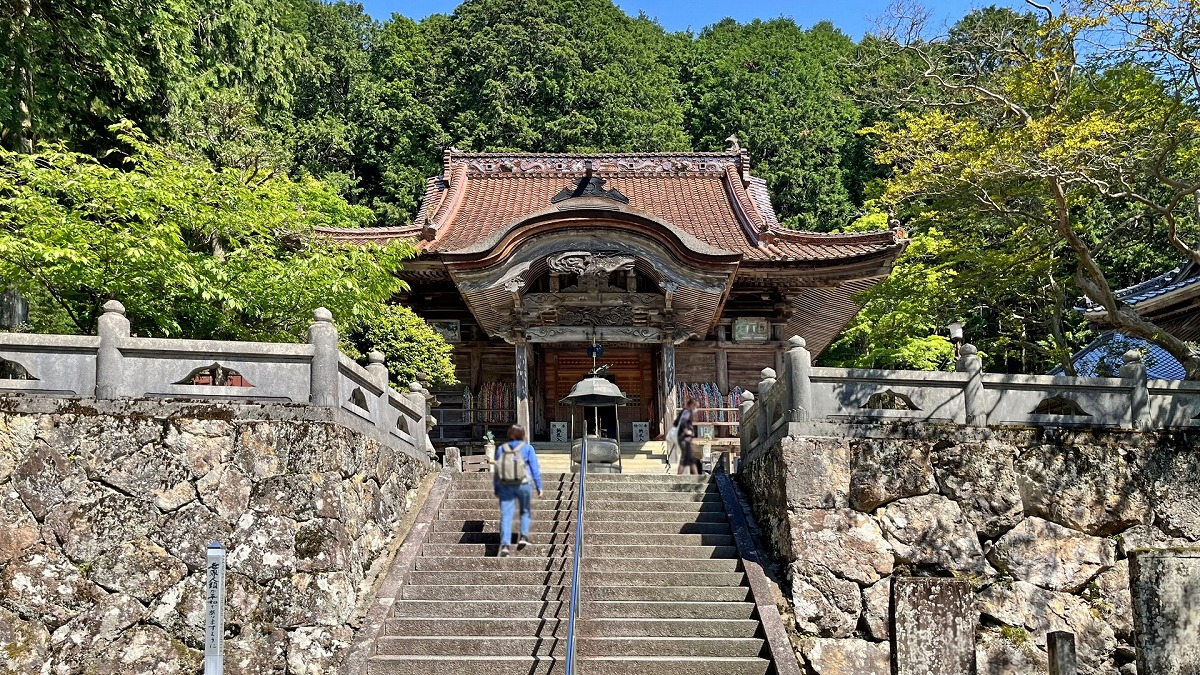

{"left": 515, "top": 339, "right": 530, "bottom": 431}
{"left": 469, "top": 346, "right": 482, "bottom": 393}
{"left": 716, "top": 349, "right": 729, "bottom": 395}
{"left": 661, "top": 342, "right": 677, "bottom": 434}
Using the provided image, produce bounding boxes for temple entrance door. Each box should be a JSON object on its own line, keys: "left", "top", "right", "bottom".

{"left": 543, "top": 347, "right": 655, "bottom": 441}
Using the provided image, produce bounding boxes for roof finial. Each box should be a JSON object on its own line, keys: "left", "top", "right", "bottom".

{"left": 725, "top": 134, "right": 741, "bottom": 152}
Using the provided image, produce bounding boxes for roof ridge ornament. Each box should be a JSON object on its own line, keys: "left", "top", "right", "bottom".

{"left": 550, "top": 176, "right": 630, "bottom": 204}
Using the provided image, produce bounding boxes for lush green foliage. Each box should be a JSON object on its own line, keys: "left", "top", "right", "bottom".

{"left": 0, "top": 126, "right": 412, "bottom": 340}
{"left": 346, "top": 304, "right": 457, "bottom": 387}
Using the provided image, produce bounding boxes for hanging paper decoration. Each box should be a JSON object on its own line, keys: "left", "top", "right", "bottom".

{"left": 475, "top": 381, "right": 516, "bottom": 424}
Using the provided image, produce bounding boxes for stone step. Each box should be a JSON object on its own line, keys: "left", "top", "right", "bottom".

{"left": 428, "top": 532, "right": 736, "bottom": 547}
{"left": 400, "top": 582, "right": 748, "bottom": 603}
{"left": 436, "top": 508, "right": 725, "bottom": 523}
{"left": 413, "top": 555, "right": 742, "bottom": 574}
{"left": 580, "top": 637, "right": 765, "bottom": 658}
{"left": 419, "top": 543, "right": 573, "bottom": 557}
{"left": 439, "top": 498, "right": 722, "bottom": 512}
{"left": 427, "top": 531, "right": 576, "bottom": 545}
{"left": 391, "top": 599, "right": 566, "bottom": 618}
{"left": 366, "top": 655, "right": 560, "bottom": 675}
{"left": 579, "top": 656, "right": 769, "bottom": 675}
{"left": 381, "top": 617, "right": 760, "bottom": 638}
{"left": 402, "top": 584, "right": 570, "bottom": 601}
{"left": 372, "top": 635, "right": 765, "bottom": 658}
{"left": 407, "top": 569, "right": 744, "bottom": 588}
{"left": 406, "top": 570, "right": 572, "bottom": 586}
{"left": 389, "top": 599, "right": 756, "bottom": 620}
{"left": 587, "top": 600, "right": 757, "bottom": 620}
{"left": 433, "top": 519, "right": 731, "bottom": 535}
{"left": 366, "top": 655, "right": 768, "bottom": 675}
{"left": 586, "top": 544, "right": 739, "bottom": 559}
{"left": 581, "top": 585, "right": 751, "bottom": 603}
{"left": 454, "top": 473, "right": 709, "bottom": 484}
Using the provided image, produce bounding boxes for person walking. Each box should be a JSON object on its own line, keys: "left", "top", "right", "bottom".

{"left": 493, "top": 424, "right": 543, "bottom": 557}
{"left": 675, "top": 399, "right": 702, "bottom": 475}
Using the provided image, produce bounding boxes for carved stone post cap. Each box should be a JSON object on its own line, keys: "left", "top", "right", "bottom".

{"left": 368, "top": 351, "right": 386, "bottom": 365}
{"left": 1123, "top": 349, "right": 1143, "bottom": 364}
{"left": 102, "top": 299, "right": 126, "bottom": 315}
{"left": 312, "top": 307, "right": 334, "bottom": 323}
{"left": 760, "top": 367, "right": 776, "bottom": 380}
{"left": 788, "top": 336, "right": 807, "bottom": 350}
{"left": 409, "top": 382, "right": 423, "bottom": 393}
{"left": 961, "top": 343, "right": 979, "bottom": 357}
{"left": 742, "top": 391, "right": 755, "bottom": 402}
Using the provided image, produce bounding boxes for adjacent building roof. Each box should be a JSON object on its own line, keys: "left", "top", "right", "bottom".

{"left": 319, "top": 148, "right": 906, "bottom": 265}
{"left": 1081, "top": 262, "right": 1200, "bottom": 342}
{"left": 1053, "top": 331, "right": 1186, "bottom": 380}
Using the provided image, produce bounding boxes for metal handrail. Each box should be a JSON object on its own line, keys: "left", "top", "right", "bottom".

{"left": 564, "top": 434, "right": 587, "bottom": 675}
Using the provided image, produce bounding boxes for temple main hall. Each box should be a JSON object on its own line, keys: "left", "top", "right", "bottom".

{"left": 326, "top": 146, "right": 908, "bottom": 444}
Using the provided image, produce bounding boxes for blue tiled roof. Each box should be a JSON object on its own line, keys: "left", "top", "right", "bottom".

{"left": 1053, "top": 331, "right": 1186, "bottom": 380}
{"left": 1084, "top": 263, "right": 1200, "bottom": 311}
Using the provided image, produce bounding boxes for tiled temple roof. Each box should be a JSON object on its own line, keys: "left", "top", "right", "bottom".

{"left": 318, "top": 149, "right": 905, "bottom": 264}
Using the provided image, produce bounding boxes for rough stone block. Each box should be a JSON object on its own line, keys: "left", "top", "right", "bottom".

{"left": 1129, "top": 550, "right": 1200, "bottom": 675}
{"left": 789, "top": 508, "right": 893, "bottom": 584}
{"left": 1017, "top": 444, "right": 1150, "bottom": 536}
{"left": 988, "top": 517, "right": 1115, "bottom": 592}
{"left": 934, "top": 439, "right": 1024, "bottom": 538}
{"left": 780, "top": 436, "right": 851, "bottom": 510}
{"left": 892, "top": 576, "right": 975, "bottom": 675}
{"left": 789, "top": 564, "right": 862, "bottom": 638}
{"left": 849, "top": 438, "right": 936, "bottom": 511}
{"left": 800, "top": 637, "right": 890, "bottom": 675}
{"left": 877, "top": 494, "right": 991, "bottom": 576}
{"left": 977, "top": 580, "right": 1117, "bottom": 672}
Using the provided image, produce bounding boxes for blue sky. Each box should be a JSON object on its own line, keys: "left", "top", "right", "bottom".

{"left": 356, "top": 0, "right": 1023, "bottom": 38}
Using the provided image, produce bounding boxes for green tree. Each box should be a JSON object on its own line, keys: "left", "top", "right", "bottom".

{"left": 429, "top": 0, "right": 691, "bottom": 152}
{"left": 686, "top": 19, "right": 865, "bottom": 229}
{"left": 0, "top": 124, "right": 412, "bottom": 340}
{"left": 346, "top": 304, "right": 457, "bottom": 387}
{"left": 863, "top": 3, "right": 1200, "bottom": 376}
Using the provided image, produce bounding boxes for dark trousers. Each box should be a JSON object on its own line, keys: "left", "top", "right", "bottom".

{"left": 677, "top": 435, "right": 701, "bottom": 474}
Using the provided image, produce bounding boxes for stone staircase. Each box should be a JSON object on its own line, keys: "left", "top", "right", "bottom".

{"left": 365, "top": 471, "right": 775, "bottom": 675}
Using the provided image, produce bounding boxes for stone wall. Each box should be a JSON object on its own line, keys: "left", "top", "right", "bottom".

{"left": 739, "top": 424, "right": 1200, "bottom": 675}
{"left": 0, "top": 397, "right": 433, "bottom": 674}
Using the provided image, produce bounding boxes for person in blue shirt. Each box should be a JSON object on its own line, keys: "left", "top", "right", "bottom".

{"left": 494, "top": 424, "right": 542, "bottom": 557}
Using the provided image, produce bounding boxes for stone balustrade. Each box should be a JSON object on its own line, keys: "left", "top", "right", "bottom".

{"left": 740, "top": 335, "right": 1200, "bottom": 456}
{"left": 0, "top": 301, "right": 428, "bottom": 460}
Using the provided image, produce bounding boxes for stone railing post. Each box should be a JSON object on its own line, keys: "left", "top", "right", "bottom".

{"left": 758, "top": 367, "right": 776, "bottom": 439}
{"left": 366, "top": 351, "right": 389, "bottom": 389}
{"left": 407, "top": 382, "right": 430, "bottom": 457}
{"left": 785, "top": 336, "right": 812, "bottom": 422}
{"left": 1121, "top": 350, "right": 1150, "bottom": 431}
{"left": 366, "top": 351, "right": 389, "bottom": 430}
{"left": 308, "top": 307, "right": 339, "bottom": 408}
{"left": 95, "top": 300, "right": 130, "bottom": 399}
{"left": 892, "top": 577, "right": 975, "bottom": 675}
{"left": 957, "top": 343, "right": 985, "bottom": 427}
{"left": 1130, "top": 550, "right": 1200, "bottom": 674}
{"left": 1047, "top": 631, "right": 1078, "bottom": 675}
{"left": 739, "top": 390, "right": 755, "bottom": 448}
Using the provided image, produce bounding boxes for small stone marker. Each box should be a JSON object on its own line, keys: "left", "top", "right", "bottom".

{"left": 892, "top": 576, "right": 976, "bottom": 675}
{"left": 1047, "top": 631, "right": 1078, "bottom": 675}
{"left": 205, "top": 542, "right": 226, "bottom": 675}
{"left": 1130, "top": 550, "right": 1200, "bottom": 675}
